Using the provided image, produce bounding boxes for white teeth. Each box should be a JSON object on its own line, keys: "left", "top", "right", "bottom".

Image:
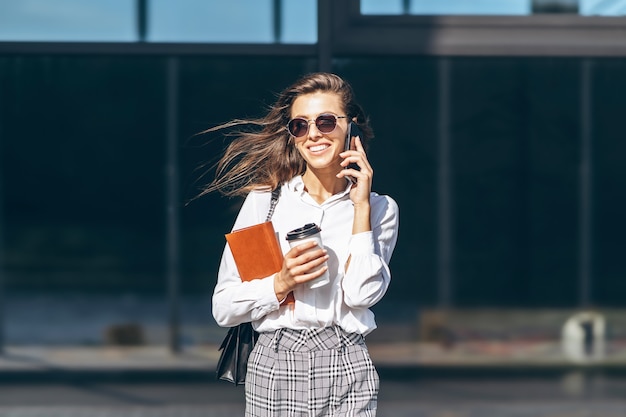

{"left": 310, "top": 144, "right": 329, "bottom": 152}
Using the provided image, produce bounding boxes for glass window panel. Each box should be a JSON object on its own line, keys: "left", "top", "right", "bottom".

{"left": 361, "top": 0, "right": 531, "bottom": 15}
{"left": 410, "top": 0, "right": 531, "bottom": 15}
{"left": 332, "top": 58, "right": 440, "bottom": 306}
{"left": 282, "top": 0, "right": 317, "bottom": 44}
{"left": 592, "top": 59, "right": 626, "bottom": 305}
{"left": 580, "top": 0, "right": 626, "bottom": 15}
{"left": 360, "top": 0, "right": 405, "bottom": 15}
{"left": 149, "top": 0, "right": 274, "bottom": 43}
{"left": 1, "top": 56, "right": 166, "bottom": 297}
{"left": 0, "top": 0, "right": 135, "bottom": 41}
{"left": 361, "top": 0, "right": 626, "bottom": 15}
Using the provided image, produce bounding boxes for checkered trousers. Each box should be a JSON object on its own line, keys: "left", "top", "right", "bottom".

{"left": 245, "top": 326, "right": 379, "bottom": 417}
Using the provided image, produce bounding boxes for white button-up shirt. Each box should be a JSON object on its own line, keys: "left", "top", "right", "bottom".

{"left": 212, "top": 176, "right": 399, "bottom": 335}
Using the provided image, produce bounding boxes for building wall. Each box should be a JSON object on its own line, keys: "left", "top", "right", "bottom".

{"left": 1, "top": 55, "right": 625, "bottom": 308}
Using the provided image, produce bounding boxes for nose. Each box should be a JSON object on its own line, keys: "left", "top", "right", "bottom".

{"left": 307, "top": 121, "right": 323, "bottom": 139}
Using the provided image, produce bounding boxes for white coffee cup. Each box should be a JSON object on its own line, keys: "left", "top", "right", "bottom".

{"left": 285, "top": 223, "right": 330, "bottom": 289}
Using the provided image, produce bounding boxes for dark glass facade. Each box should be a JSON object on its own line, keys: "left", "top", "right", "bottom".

{"left": 1, "top": 55, "right": 625, "bottom": 308}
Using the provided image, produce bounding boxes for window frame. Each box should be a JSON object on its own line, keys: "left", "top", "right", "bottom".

{"left": 0, "top": 0, "right": 625, "bottom": 57}
{"left": 331, "top": 0, "right": 626, "bottom": 56}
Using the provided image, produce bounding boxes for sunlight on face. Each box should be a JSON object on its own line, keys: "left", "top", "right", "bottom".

{"left": 290, "top": 92, "right": 349, "bottom": 175}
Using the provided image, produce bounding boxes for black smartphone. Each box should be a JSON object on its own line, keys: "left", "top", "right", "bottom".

{"left": 344, "top": 122, "right": 361, "bottom": 169}
{"left": 343, "top": 122, "right": 361, "bottom": 183}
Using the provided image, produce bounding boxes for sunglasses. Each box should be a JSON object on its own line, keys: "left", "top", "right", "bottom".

{"left": 287, "top": 114, "right": 347, "bottom": 138}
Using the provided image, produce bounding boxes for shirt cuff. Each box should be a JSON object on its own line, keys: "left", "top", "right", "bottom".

{"left": 255, "top": 274, "right": 282, "bottom": 314}
{"left": 349, "top": 231, "right": 375, "bottom": 256}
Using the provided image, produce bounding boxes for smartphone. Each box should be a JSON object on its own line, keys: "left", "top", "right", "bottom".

{"left": 344, "top": 122, "right": 362, "bottom": 176}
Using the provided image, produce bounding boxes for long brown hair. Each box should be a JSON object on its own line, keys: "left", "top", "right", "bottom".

{"left": 199, "top": 72, "right": 373, "bottom": 198}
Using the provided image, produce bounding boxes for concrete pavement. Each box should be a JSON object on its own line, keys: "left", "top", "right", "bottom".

{"left": 2, "top": 339, "right": 626, "bottom": 383}
{"left": 2, "top": 295, "right": 626, "bottom": 382}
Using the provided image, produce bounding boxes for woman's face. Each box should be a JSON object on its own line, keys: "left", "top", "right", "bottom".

{"left": 290, "top": 92, "right": 348, "bottom": 175}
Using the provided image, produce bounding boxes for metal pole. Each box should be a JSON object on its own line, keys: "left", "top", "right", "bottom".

{"left": 137, "top": 0, "right": 148, "bottom": 42}
{"left": 403, "top": 0, "right": 412, "bottom": 14}
{"left": 317, "top": 0, "right": 332, "bottom": 72}
{"left": 273, "top": 0, "right": 282, "bottom": 43}
{"left": 166, "top": 57, "right": 181, "bottom": 353}
{"left": 579, "top": 59, "right": 593, "bottom": 307}
{"left": 437, "top": 58, "right": 452, "bottom": 308}
{"left": 0, "top": 60, "right": 5, "bottom": 354}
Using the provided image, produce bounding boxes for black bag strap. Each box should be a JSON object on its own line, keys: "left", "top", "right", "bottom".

{"left": 265, "top": 186, "right": 281, "bottom": 222}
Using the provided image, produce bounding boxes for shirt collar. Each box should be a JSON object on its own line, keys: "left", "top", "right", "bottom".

{"left": 287, "top": 175, "right": 306, "bottom": 194}
{"left": 287, "top": 175, "right": 352, "bottom": 202}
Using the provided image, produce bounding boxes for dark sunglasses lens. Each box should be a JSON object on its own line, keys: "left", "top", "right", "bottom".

{"left": 316, "top": 115, "right": 337, "bottom": 133}
{"left": 288, "top": 119, "right": 308, "bottom": 137}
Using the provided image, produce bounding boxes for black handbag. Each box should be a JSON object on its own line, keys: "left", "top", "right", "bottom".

{"left": 216, "top": 321, "right": 259, "bottom": 385}
{"left": 216, "top": 187, "right": 280, "bottom": 385}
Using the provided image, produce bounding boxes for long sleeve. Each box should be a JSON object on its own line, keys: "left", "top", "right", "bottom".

{"left": 342, "top": 195, "right": 399, "bottom": 309}
{"left": 212, "top": 191, "right": 282, "bottom": 327}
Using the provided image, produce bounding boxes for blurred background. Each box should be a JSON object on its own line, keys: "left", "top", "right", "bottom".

{"left": 0, "top": 0, "right": 625, "bottom": 415}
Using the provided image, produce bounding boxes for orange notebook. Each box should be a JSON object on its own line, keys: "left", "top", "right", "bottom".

{"left": 225, "top": 221, "right": 294, "bottom": 305}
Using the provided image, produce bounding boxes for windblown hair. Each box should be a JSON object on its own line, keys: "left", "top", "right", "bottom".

{"left": 198, "top": 72, "right": 374, "bottom": 198}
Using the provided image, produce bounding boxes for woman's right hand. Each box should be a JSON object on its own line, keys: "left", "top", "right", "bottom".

{"left": 274, "top": 241, "right": 329, "bottom": 302}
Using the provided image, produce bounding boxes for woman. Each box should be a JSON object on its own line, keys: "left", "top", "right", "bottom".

{"left": 207, "top": 72, "right": 399, "bottom": 416}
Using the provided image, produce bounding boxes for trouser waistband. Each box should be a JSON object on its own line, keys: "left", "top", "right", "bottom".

{"left": 257, "top": 326, "right": 364, "bottom": 353}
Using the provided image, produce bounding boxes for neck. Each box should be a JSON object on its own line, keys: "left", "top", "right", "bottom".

{"left": 302, "top": 169, "right": 346, "bottom": 204}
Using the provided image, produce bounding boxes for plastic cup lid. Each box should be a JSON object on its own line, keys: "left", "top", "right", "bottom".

{"left": 285, "top": 223, "right": 321, "bottom": 241}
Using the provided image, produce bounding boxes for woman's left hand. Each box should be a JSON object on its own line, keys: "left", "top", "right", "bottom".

{"left": 337, "top": 135, "right": 373, "bottom": 206}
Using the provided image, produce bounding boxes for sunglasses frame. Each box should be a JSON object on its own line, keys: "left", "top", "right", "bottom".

{"left": 287, "top": 114, "right": 348, "bottom": 138}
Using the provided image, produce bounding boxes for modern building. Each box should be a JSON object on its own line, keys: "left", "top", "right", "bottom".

{"left": 0, "top": 0, "right": 625, "bottom": 348}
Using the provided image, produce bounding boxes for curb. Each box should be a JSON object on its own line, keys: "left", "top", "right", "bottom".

{"left": 3, "top": 363, "right": 626, "bottom": 384}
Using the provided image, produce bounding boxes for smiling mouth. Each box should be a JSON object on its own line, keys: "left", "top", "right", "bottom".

{"left": 309, "top": 144, "right": 330, "bottom": 152}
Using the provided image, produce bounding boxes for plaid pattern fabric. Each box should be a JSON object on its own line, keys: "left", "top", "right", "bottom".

{"left": 245, "top": 327, "right": 379, "bottom": 417}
